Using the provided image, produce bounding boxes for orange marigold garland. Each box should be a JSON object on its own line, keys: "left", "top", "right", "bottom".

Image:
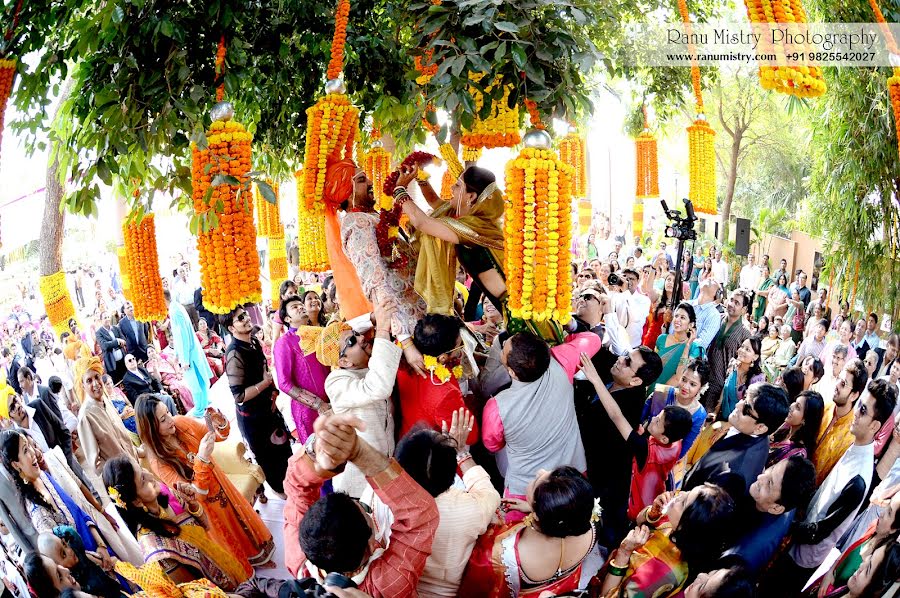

{"left": 122, "top": 213, "right": 167, "bottom": 322}
{"left": 255, "top": 181, "right": 281, "bottom": 238}
{"left": 741, "top": 0, "right": 825, "bottom": 97}
{"left": 460, "top": 73, "right": 520, "bottom": 149}
{"left": 559, "top": 130, "right": 588, "bottom": 199}
{"left": 117, "top": 246, "right": 132, "bottom": 302}
{"left": 0, "top": 58, "right": 16, "bottom": 159}
{"left": 327, "top": 0, "right": 351, "bottom": 80}
{"left": 295, "top": 168, "right": 330, "bottom": 272}
{"left": 504, "top": 136, "right": 574, "bottom": 323}
{"left": 261, "top": 184, "right": 287, "bottom": 309}
{"left": 192, "top": 111, "right": 262, "bottom": 314}
{"left": 39, "top": 272, "right": 76, "bottom": 335}
{"left": 868, "top": 0, "right": 900, "bottom": 158}
{"left": 302, "top": 92, "right": 359, "bottom": 210}
{"left": 364, "top": 132, "right": 393, "bottom": 211}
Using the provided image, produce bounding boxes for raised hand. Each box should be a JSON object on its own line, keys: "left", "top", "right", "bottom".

{"left": 442, "top": 407, "right": 475, "bottom": 452}
{"left": 579, "top": 352, "right": 603, "bottom": 387}
{"left": 314, "top": 413, "right": 366, "bottom": 471}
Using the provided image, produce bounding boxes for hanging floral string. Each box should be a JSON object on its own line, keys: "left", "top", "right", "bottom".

{"left": 122, "top": 213, "right": 167, "bottom": 322}
{"left": 869, "top": 0, "right": 900, "bottom": 158}
{"left": 117, "top": 246, "right": 131, "bottom": 302}
{"left": 364, "top": 127, "right": 393, "bottom": 211}
{"left": 677, "top": 0, "right": 717, "bottom": 216}
{"left": 559, "top": 128, "right": 588, "bottom": 199}
{"left": 742, "top": 0, "right": 826, "bottom": 97}
{"left": 327, "top": 0, "right": 351, "bottom": 80}
{"left": 260, "top": 183, "right": 287, "bottom": 309}
{"left": 39, "top": 272, "right": 76, "bottom": 335}
{"left": 192, "top": 116, "right": 261, "bottom": 313}
{"left": 255, "top": 181, "right": 281, "bottom": 238}
{"left": 295, "top": 168, "right": 329, "bottom": 272}
{"left": 460, "top": 73, "right": 520, "bottom": 149}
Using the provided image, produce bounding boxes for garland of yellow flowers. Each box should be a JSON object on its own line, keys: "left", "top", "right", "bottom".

{"left": 559, "top": 129, "right": 588, "bottom": 199}
{"left": 677, "top": 0, "right": 717, "bottom": 216}
{"left": 460, "top": 73, "right": 520, "bottom": 149}
{"left": 868, "top": 0, "right": 900, "bottom": 159}
{"left": 0, "top": 1, "right": 22, "bottom": 160}
{"left": 462, "top": 145, "right": 482, "bottom": 162}
{"left": 634, "top": 107, "right": 658, "bottom": 242}
{"left": 192, "top": 113, "right": 261, "bottom": 314}
{"left": 439, "top": 168, "right": 454, "bottom": 200}
{"left": 39, "top": 272, "right": 76, "bottom": 335}
{"left": 742, "top": 0, "right": 825, "bottom": 97}
{"left": 422, "top": 354, "right": 463, "bottom": 384}
{"left": 364, "top": 128, "right": 393, "bottom": 211}
{"left": 122, "top": 213, "right": 167, "bottom": 322}
{"left": 116, "top": 246, "right": 131, "bottom": 302}
{"left": 505, "top": 115, "right": 574, "bottom": 322}
{"left": 577, "top": 199, "right": 592, "bottom": 236}
{"left": 295, "top": 168, "right": 330, "bottom": 272}
{"left": 261, "top": 183, "right": 288, "bottom": 310}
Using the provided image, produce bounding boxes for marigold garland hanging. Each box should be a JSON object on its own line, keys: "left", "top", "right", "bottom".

{"left": 255, "top": 181, "right": 281, "bottom": 238}
{"left": 39, "top": 272, "right": 76, "bottom": 335}
{"left": 302, "top": 91, "right": 360, "bottom": 210}
{"left": 462, "top": 146, "right": 482, "bottom": 163}
{"left": 868, "top": 0, "right": 900, "bottom": 158}
{"left": 122, "top": 213, "right": 167, "bottom": 322}
{"left": 460, "top": 73, "right": 521, "bottom": 149}
{"left": 439, "top": 168, "right": 454, "bottom": 200}
{"left": 0, "top": 58, "right": 15, "bottom": 159}
{"left": 741, "top": 0, "right": 826, "bottom": 97}
{"left": 577, "top": 199, "right": 592, "bottom": 236}
{"left": 192, "top": 110, "right": 262, "bottom": 314}
{"left": 296, "top": 168, "right": 330, "bottom": 272}
{"left": 559, "top": 130, "right": 588, "bottom": 199}
{"left": 263, "top": 184, "right": 288, "bottom": 310}
{"left": 438, "top": 143, "right": 464, "bottom": 180}
{"left": 364, "top": 131, "right": 393, "bottom": 211}
{"left": 117, "top": 246, "right": 132, "bottom": 302}
{"left": 677, "top": 0, "right": 717, "bottom": 215}
{"left": 504, "top": 135, "right": 574, "bottom": 323}
{"left": 634, "top": 130, "right": 659, "bottom": 200}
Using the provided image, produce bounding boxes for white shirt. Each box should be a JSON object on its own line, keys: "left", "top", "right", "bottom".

{"left": 627, "top": 291, "right": 652, "bottom": 349}
{"left": 172, "top": 278, "right": 195, "bottom": 305}
{"left": 712, "top": 259, "right": 729, "bottom": 287}
{"left": 739, "top": 265, "right": 761, "bottom": 290}
{"left": 20, "top": 405, "right": 49, "bottom": 452}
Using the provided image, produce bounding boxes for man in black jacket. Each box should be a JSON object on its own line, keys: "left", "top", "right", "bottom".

{"left": 574, "top": 315, "right": 663, "bottom": 546}
{"left": 682, "top": 383, "right": 789, "bottom": 493}
{"left": 119, "top": 301, "right": 149, "bottom": 364}
{"left": 121, "top": 354, "right": 165, "bottom": 405}
{"left": 17, "top": 367, "right": 78, "bottom": 433}
{"left": 4, "top": 391, "right": 96, "bottom": 496}
{"left": 96, "top": 312, "right": 127, "bottom": 383}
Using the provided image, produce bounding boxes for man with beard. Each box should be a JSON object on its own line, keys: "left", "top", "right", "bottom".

{"left": 323, "top": 160, "right": 428, "bottom": 375}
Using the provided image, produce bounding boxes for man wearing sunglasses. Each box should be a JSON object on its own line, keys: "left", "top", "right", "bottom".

{"left": 319, "top": 160, "right": 428, "bottom": 378}
{"left": 682, "top": 383, "right": 789, "bottom": 494}
{"left": 324, "top": 295, "right": 402, "bottom": 499}
{"left": 765, "top": 378, "right": 897, "bottom": 595}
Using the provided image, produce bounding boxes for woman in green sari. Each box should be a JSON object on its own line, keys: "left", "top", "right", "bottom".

{"left": 654, "top": 302, "right": 704, "bottom": 390}
{"left": 752, "top": 264, "right": 773, "bottom": 322}
{"left": 395, "top": 164, "right": 564, "bottom": 342}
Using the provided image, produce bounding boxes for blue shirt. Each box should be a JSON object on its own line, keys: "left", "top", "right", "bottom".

{"left": 687, "top": 300, "right": 723, "bottom": 351}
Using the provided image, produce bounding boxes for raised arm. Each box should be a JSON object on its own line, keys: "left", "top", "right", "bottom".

{"left": 579, "top": 352, "right": 634, "bottom": 440}
{"left": 395, "top": 165, "right": 460, "bottom": 244}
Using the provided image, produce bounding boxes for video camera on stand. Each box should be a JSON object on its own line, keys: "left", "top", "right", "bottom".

{"left": 660, "top": 198, "right": 698, "bottom": 308}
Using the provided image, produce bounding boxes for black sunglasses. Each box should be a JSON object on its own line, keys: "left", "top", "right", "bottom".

{"left": 236, "top": 312, "right": 249, "bottom": 323}
{"left": 339, "top": 331, "right": 362, "bottom": 359}
{"left": 741, "top": 401, "right": 760, "bottom": 421}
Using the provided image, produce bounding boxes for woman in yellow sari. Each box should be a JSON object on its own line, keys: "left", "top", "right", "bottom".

{"left": 396, "top": 165, "right": 564, "bottom": 342}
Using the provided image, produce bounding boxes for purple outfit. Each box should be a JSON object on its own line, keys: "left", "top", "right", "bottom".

{"left": 273, "top": 327, "right": 330, "bottom": 442}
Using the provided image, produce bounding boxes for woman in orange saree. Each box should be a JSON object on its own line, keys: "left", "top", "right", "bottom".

{"left": 135, "top": 394, "right": 274, "bottom": 567}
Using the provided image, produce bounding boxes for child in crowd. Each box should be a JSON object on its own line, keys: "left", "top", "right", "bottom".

{"left": 579, "top": 353, "right": 693, "bottom": 521}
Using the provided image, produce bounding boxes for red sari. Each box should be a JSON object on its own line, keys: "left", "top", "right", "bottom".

{"left": 458, "top": 522, "right": 594, "bottom": 597}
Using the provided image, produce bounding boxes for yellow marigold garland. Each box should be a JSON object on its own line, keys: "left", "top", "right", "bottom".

{"left": 688, "top": 118, "right": 717, "bottom": 215}
{"left": 577, "top": 199, "right": 592, "bottom": 236}
{"left": 439, "top": 143, "right": 464, "bottom": 180}
{"left": 117, "top": 246, "right": 132, "bottom": 302}
{"left": 633, "top": 197, "right": 645, "bottom": 244}
{"left": 460, "top": 73, "right": 520, "bottom": 149}
{"left": 192, "top": 118, "right": 262, "bottom": 314}
{"left": 439, "top": 168, "right": 454, "bottom": 200}
{"left": 422, "top": 354, "right": 463, "bottom": 384}
{"left": 39, "top": 272, "right": 76, "bottom": 335}
{"left": 635, "top": 131, "right": 659, "bottom": 199}
{"left": 504, "top": 147, "right": 574, "bottom": 322}
{"left": 364, "top": 140, "right": 393, "bottom": 211}
{"left": 559, "top": 131, "right": 588, "bottom": 199}
{"left": 742, "top": 0, "right": 826, "bottom": 97}
{"left": 122, "top": 214, "right": 167, "bottom": 322}
{"left": 268, "top": 231, "right": 288, "bottom": 311}
{"left": 462, "top": 146, "right": 482, "bottom": 162}
{"left": 295, "top": 168, "right": 330, "bottom": 272}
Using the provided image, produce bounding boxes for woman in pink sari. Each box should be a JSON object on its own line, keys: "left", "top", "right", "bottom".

{"left": 459, "top": 466, "right": 600, "bottom": 598}
{"left": 273, "top": 296, "right": 330, "bottom": 442}
{"left": 145, "top": 345, "right": 194, "bottom": 413}
{"left": 195, "top": 318, "right": 225, "bottom": 381}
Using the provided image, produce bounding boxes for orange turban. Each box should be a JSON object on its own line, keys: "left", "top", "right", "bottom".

{"left": 74, "top": 356, "right": 105, "bottom": 404}
{"left": 323, "top": 159, "right": 357, "bottom": 208}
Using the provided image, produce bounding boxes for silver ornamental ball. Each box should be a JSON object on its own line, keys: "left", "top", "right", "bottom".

{"left": 696, "top": 113, "right": 707, "bottom": 122}
{"left": 210, "top": 102, "right": 234, "bottom": 122}
{"left": 891, "top": 53, "right": 900, "bottom": 68}
{"left": 522, "top": 128, "right": 552, "bottom": 149}
{"left": 325, "top": 78, "right": 346, "bottom": 94}
{"left": 371, "top": 140, "right": 384, "bottom": 149}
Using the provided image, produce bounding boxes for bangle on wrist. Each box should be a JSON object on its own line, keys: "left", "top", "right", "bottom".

{"left": 400, "top": 338, "right": 413, "bottom": 349}
{"left": 456, "top": 450, "right": 472, "bottom": 464}
{"left": 607, "top": 562, "right": 628, "bottom": 577}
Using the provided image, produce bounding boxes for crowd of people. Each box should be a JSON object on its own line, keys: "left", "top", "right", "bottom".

{"left": 0, "top": 160, "right": 896, "bottom": 598}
